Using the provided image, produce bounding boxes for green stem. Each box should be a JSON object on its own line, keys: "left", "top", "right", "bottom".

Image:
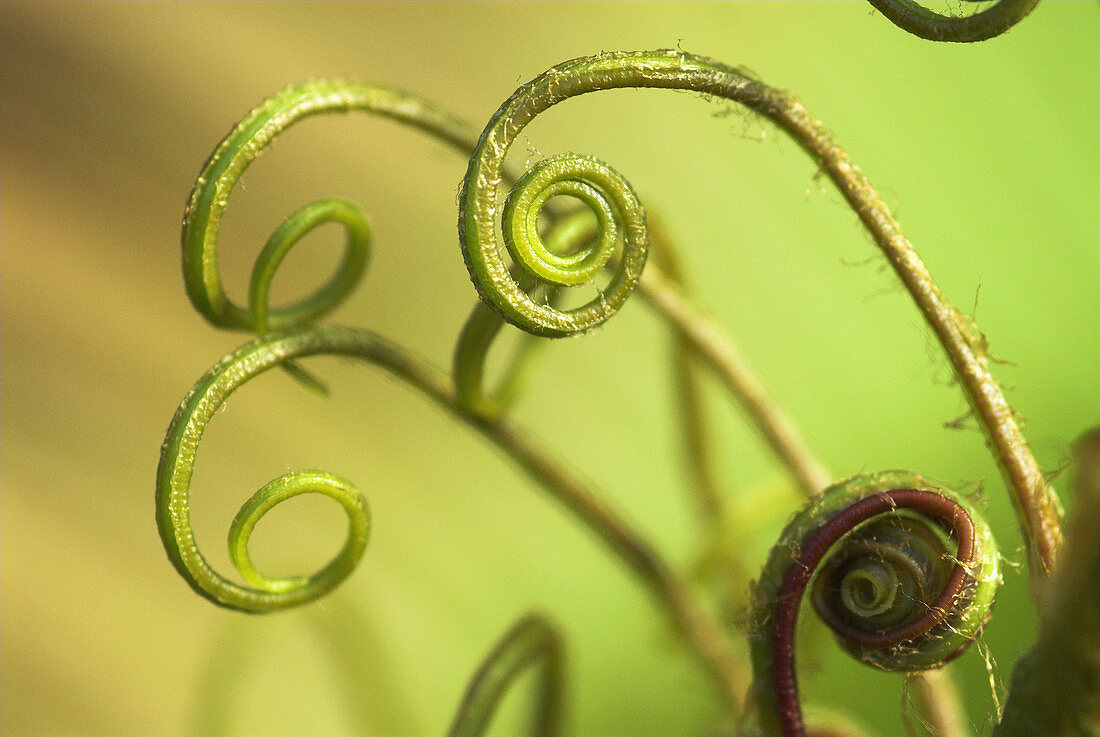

{"left": 646, "top": 215, "right": 727, "bottom": 524}
{"left": 526, "top": 208, "right": 831, "bottom": 500}
{"left": 642, "top": 230, "right": 973, "bottom": 737}
{"left": 637, "top": 263, "right": 832, "bottom": 498}
{"left": 452, "top": 271, "right": 559, "bottom": 420}
{"left": 489, "top": 406, "right": 750, "bottom": 709}
{"left": 446, "top": 614, "right": 564, "bottom": 737}
{"left": 867, "top": 0, "right": 1040, "bottom": 43}
{"left": 452, "top": 298, "right": 542, "bottom": 419}
{"left": 909, "top": 668, "right": 968, "bottom": 737}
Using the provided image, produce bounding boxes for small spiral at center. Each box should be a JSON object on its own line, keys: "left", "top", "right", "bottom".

{"left": 839, "top": 560, "right": 899, "bottom": 619}
{"left": 462, "top": 147, "right": 649, "bottom": 337}
{"left": 503, "top": 158, "right": 620, "bottom": 286}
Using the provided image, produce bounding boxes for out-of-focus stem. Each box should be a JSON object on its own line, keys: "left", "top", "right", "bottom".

{"left": 637, "top": 264, "right": 832, "bottom": 498}
{"left": 646, "top": 217, "right": 727, "bottom": 523}
{"left": 910, "top": 668, "right": 968, "bottom": 737}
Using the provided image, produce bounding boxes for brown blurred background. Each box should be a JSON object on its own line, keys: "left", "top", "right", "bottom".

{"left": 2, "top": 3, "right": 1097, "bottom": 736}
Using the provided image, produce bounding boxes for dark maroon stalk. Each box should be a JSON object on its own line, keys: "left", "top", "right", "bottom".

{"left": 771, "top": 490, "right": 977, "bottom": 737}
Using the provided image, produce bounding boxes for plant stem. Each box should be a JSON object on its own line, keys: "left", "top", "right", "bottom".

{"left": 910, "top": 668, "right": 969, "bottom": 737}
{"left": 646, "top": 216, "right": 732, "bottom": 525}
{"left": 483, "top": 412, "right": 750, "bottom": 709}
{"left": 993, "top": 427, "right": 1100, "bottom": 737}
{"left": 867, "top": 0, "right": 1040, "bottom": 43}
{"left": 637, "top": 263, "right": 832, "bottom": 498}
{"left": 741, "top": 59, "right": 1063, "bottom": 581}
{"left": 642, "top": 250, "right": 976, "bottom": 737}
{"left": 446, "top": 613, "right": 564, "bottom": 737}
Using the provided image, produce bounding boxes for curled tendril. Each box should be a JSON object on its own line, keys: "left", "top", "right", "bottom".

{"left": 500, "top": 155, "right": 638, "bottom": 288}
{"left": 461, "top": 148, "right": 647, "bottom": 337}
{"left": 181, "top": 75, "right": 583, "bottom": 416}
{"left": 155, "top": 325, "right": 452, "bottom": 612}
{"left": 245, "top": 198, "right": 370, "bottom": 337}
{"left": 868, "top": 0, "right": 1040, "bottom": 43}
{"left": 453, "top": 299, "right": 534, "bottom": 417}
{"left": 460, "top": 49, "right": 1058, "bottom": 581}
{"left": 181, "top": 79, "right": 476, "bottom": 334}
{"left": 446, "top": 613, "right": 565, "bottom": 737}
{"left": 749, "top": 471, "right": 1000, "bottom": 737}
{"left": 156, "top": 322, "right": 747, "bottom": 711}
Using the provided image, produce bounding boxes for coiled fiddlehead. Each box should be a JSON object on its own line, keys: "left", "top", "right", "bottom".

{"left": 181, "top": 79, "right": 477, "bottom": 335}
{"left": 155, "top": 328, "right": 405, "bottom": 612}
{"left": 460, "top": 49, "right": 1059, "bottom": 582}
{"left": 460, "top": 148, "right": 647, "bottom": 338}
{"left": 868, "top": 0, "right": 1040, "bottom": 43}
{"left": 749, "top": 471, "right": 1000, "bottom": 737}
{"left": 157, "top": 324, "right": 747, "bottom": 707}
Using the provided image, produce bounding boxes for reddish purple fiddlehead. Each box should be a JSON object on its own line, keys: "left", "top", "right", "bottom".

{"left": 749, "top": 472, "right": 1000, "bottom": 737}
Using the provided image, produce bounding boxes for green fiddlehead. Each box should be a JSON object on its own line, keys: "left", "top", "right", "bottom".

{"left": 446, "top": 613, "right": 564, "bottom": 737}
{"left": 748, "top": 471, "right": 1000, "bottom": 737}
{"left": 156, "top": 324, "right": 747, "bottom": 707}
{"left": 460, "top": 148, "right": 648, "bottom": 338}
{"left": 460, "top": 49, "right": 1059, "bottom": 582}
{"left": 181, "top": 79, "right": 477, "bottom": 334}
{"left": 154, "top": 328, "right": 418, "bottom": 612}
{"left": 868, "top": 0, "right": 1040, "bottom": 43}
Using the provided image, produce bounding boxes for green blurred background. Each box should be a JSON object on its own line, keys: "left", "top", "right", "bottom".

{"left": 1, "top": 2, "right": 1096, "bottom": 735}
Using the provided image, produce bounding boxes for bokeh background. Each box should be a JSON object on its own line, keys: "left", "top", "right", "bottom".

{"left": 1, "top": 2, "right": 1096, "bottom": 736}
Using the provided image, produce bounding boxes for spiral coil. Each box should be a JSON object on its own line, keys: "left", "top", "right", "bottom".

{"left": 749, "top": 471, "right": 1000, "bottom": 737}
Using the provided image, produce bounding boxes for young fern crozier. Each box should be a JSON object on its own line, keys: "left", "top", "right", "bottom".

{"left": 159, "top": 48, "right": 1066, "bottom": 736}
{"left": 749, "top": 472, "right": 1000, "bottom": 737}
